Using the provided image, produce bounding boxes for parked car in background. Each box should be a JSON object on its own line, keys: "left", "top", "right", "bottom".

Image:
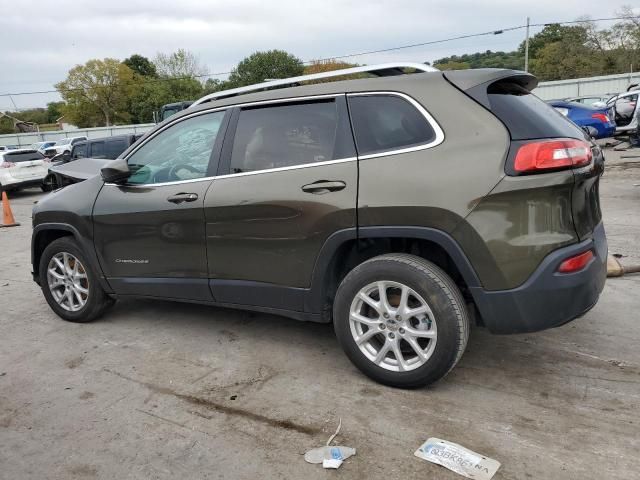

{"left": 42, "top": 134, "right": 143, "bottom": 190}
{"left": 547, "top": 100, "right": 616, "bottom": 138}
{"left": 565, "top": 95, "right": 612, "bottom": 108}
{"left": 607, "top": 91, "right": 638, "bottom": 134}
{"left": 30, "top": 141, "right": 57, "bottom": 153}
{"left": 0, "top": 149, "right": 49, "bottom": 192}
{"left": 32, "top": 64, "right": 607, "bottom": 388}
{"left": 44, "top": 136, "right": 88, "bottom": 157}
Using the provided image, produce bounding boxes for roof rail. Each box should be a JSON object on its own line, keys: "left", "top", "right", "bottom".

{"left": 190, "top": 62, "right": 439, "bottom": 107}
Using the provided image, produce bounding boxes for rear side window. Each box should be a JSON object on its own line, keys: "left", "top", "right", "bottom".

{"left": 3, "top": 150, "right": 44, "bottom": 163}
{"left": 487, "top": 82, "right": 584, "bottom": 140}
{"left": 90, "top": 141, "right": 106, "bottom": 158}
{"left": 105, "top": 138, "right": 128, "bottom": 159}
{"left": 72, "top": 143, "right": 87, "bottom": 159}
{"left": 348, "top": 95, "right": 436, "bottom": 156}
{"left": 230, "top": 100, "right": 338, "bottom": 173}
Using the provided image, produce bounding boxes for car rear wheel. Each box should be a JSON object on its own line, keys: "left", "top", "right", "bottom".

{"left": 39, "top": 237, "right": 114, "bottom": 322}
{"left": 333, "top": 253, "right": 469, "bottom": 388}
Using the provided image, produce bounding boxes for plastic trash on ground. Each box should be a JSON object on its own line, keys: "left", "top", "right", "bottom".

{"left": 414, "top": 437, "right": 500, "bottom": 480}
{"left": 304, "top": 419, "right": 356, "bottom": 469}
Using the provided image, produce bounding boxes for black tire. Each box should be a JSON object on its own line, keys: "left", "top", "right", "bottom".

{"left": 333, "top": 253, "right": 469, "bottom": 388}
{"left": 39, "top": 237, "right": 114, "bottom": 322}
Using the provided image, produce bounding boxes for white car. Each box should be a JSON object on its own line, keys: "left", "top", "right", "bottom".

{"left": 0, "top": 149, "right": 49, "bottom": 192}
{"left": 44, "top": 136, "right": 88, "bottom": 156}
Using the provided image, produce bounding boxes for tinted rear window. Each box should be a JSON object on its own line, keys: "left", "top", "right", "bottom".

{"left": 488, "top": 82, "right": 584, "bottom": 140}
{"left": 348, "top": 95, "right": 436, "bottom": 155}
{"left": 3, "top": 150, "right": 45, "bottom": 163}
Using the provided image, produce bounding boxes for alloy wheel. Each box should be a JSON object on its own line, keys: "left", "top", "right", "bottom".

{"left": 47, "top": 252, "right": 89, "bottom": 312}
{"left": 349, "top": 280, "right": 437, "bottom": 372}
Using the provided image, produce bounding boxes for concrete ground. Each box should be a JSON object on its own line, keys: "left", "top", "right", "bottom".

{"left": 1, "top": 149, "right": 639, "bottom": 480}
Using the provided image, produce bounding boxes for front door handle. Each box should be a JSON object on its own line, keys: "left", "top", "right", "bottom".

{"left": 167, "top": 192, "right": 199, "bottom": 204}
{"left": 301, "top": 180, "right": 346, "bottom": 194}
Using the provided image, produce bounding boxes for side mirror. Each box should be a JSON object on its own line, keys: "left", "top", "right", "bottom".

{"left": 101, "top": 158, "right": 131, "bottom": 184}
{"left": 582, "top": 126, "right": 598, "bottom": 139}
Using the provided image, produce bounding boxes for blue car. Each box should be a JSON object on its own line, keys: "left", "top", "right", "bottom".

{"left": 547, "top": 100, "right": 616, "bottom": 138}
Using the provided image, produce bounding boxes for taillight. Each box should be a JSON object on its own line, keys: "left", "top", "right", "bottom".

{"left": 513, "top": 139, "right": 592, "bottom": 174}
{"left": 591, "top": 113, "right": 610, "bottom": 123}
{"left": 0, "top": 162, "right": 15, "bottom": 168}
{"left": 557, "top": 250, "right": 594, "bottom": 273}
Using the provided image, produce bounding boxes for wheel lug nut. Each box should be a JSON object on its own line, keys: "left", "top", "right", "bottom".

{"left": 395, "top": 315, "right": 401, "bottom": 321}
{"left": 380, "top": 323, "right": 386, "bottom": 329}
{"left": 388, "top": 333, "right": 395, "bottom": 339}
{"left": 383, "top": 313, "right": 389, "bottom": 319}
{"left": 399, "top": 328, "right": 405, "bottom": 334}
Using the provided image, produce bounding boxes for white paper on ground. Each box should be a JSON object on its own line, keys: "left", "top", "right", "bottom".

{"left": 304, "top": 446, "right": 356, "bottom": 466}
{"left": 414, "top": 437, "right": 500, "bottom": 480}
{"left": 322, "top": 458, "right": 343, "bottom": 469}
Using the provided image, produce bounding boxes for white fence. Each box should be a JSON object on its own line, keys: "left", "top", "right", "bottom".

{"left": 534, "top": 72, "right": 640, "bottom": 100}
{"left": 0, "top": 123, "right": 155, "bottom": 148}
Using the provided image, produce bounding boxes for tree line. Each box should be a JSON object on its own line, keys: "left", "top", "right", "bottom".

{"left": 433, "top": 7, "right": 640, "bottom": 79}
{"left": 3, "top": 8, "right": 640, "bottom": 133}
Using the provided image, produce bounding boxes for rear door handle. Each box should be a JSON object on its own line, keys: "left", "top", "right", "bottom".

{"left": 301, "top": 180, "right": 346, "bottom": 194}
{"left": 167, "top": 192, "right": 199, "bottom": 204}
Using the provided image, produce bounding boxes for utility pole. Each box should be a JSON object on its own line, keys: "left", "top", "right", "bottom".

{"left": 524, "top": 17, "right": 530, "bottom": 72}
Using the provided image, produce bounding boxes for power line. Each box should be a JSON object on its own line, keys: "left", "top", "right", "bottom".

{"left": 1, "top": 14, "right": 639, "bottom": 99}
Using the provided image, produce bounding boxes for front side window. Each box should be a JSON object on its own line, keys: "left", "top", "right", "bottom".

{"left": 348, "top": 95, "right": 436, "bottom": 156}
{"left": 72, "top": 144, "right": 87, "bottom": 159}
{"left": 229, "top": 100, "right": 338, "bottom": 173}
{"left": 126, "top": 111, "right": 225, "bottom": 185}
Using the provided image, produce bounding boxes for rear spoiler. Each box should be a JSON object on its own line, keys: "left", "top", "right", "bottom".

{"left": 444, "top": 69, "right": 538, "bottom": 109}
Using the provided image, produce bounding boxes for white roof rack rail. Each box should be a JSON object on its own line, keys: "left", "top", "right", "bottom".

{"left": 190, "top": 62, "right": 439, "bottom": 107}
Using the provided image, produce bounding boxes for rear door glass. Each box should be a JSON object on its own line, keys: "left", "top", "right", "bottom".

{"left": 105, "top": 139, "right": 127, "bottom": 159}
{"left": 90, "top": 141, "right": 106, "bottom": 158}
{"left": 229, "top": 100, "right": 339, "bottom": 173}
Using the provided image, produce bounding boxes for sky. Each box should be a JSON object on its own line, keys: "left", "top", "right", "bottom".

{"left": 1, "top": 0, "right": 637, "bottom": 111}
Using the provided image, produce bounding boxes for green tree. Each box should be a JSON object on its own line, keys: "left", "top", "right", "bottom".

{"left": 55, "top": 58, "right": 138, "bottom": 126}
{"left": 123, "top": 54, "right": 157, "bottom": 77}
{"left": 227, "top": 50, "right": 304, "bottom": 87}
{"left": 433, "top": 60, "right": 470, "bottom": 70}
{"left": 302, "top": 59, "right": 362, "bottom": 83}
{"left": 46, "top": 101, "right": 65, "bottom": 123}
{"left": 154, "top": 49, "right": 207, "bottom": 78}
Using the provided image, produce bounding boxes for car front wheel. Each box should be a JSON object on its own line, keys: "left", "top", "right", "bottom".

{"left": 39, "top": 237, "right": 114, "bottom": 322}
{"left": 333, "top": 253, "right": 469, "bottom": 388}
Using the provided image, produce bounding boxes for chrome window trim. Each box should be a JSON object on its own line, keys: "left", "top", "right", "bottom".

{"left": 110, "top": 94, "right": 344, "bottom": 188}
{"left": 347, "top": 91, "right": 445, "bottom": 160}
{"left": 107, "top": 91, "right": 443, "bottom": 188}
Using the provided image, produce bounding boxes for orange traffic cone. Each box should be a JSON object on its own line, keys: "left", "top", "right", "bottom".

{"left": 1, "top": 191, "right": 20, "bottom": 228}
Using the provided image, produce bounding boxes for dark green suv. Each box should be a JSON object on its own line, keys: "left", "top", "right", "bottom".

{"left": 31, "top": 63, "right": 607, "bottom": 388}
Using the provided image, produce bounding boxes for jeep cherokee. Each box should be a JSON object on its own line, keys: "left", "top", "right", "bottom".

{"left": 31, "top": 63, "right": 607, "bottom": 388}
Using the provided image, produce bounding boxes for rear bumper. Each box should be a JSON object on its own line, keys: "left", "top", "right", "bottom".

{"left": 471, "top": 222, "right": 607, "bottom": 334}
